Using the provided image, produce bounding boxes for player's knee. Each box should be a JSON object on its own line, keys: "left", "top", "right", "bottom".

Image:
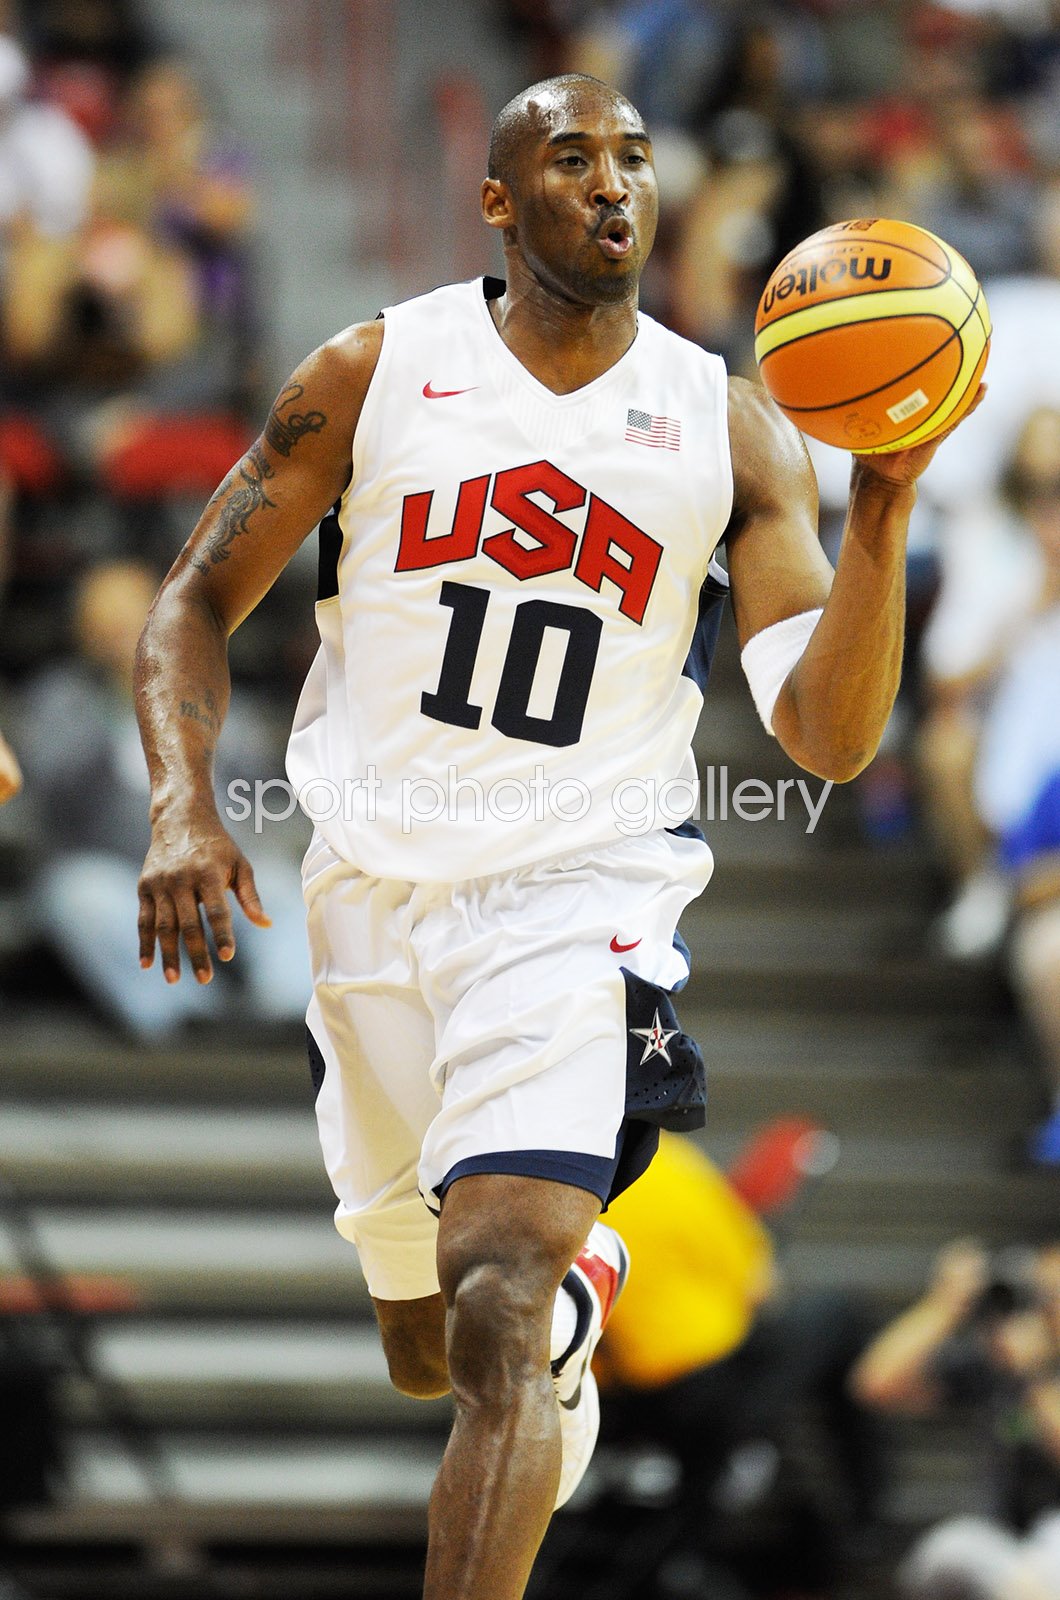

{"left": 442, "top": 1256, "right": 553, "bottom": 1400}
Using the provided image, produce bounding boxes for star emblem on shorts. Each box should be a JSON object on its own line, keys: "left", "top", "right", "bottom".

{"left": 630, "top": 1010, "right": 679, "bottom": 1065}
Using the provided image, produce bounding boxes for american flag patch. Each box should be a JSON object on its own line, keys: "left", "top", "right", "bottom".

{"left": 625, "top": 408, "right": 681, "bottom": 450}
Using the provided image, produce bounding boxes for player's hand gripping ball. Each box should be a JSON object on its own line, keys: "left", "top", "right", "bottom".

{"left": 754, "top": 218, "right": 990, "bottom": 454}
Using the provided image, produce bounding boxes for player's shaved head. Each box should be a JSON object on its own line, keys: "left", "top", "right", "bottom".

{"left": 487, "top": 74, "right": 644, "bottom": 191}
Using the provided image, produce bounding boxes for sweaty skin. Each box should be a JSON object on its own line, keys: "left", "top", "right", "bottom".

{"left": 134, "top": 75, "right": 983, "bottom": 1600}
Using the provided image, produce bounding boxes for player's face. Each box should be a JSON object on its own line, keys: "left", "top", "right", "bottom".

{"left": 507, "top": 87, "right": 658, "bottom": 306}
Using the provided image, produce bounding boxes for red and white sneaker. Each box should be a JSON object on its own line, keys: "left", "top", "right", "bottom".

{"left": 551, "top": 1220, "right": 630, "bottom": 1509}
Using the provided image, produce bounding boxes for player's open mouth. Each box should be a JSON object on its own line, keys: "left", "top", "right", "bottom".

{"left": 597, "top": 218, "right": 633, "bottom": 258}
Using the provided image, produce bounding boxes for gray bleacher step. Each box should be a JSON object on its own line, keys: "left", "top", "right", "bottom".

{"left": 703, "top": 848, "right": 938, "bottom": 910}
{"left": 0, "top": 1054, "right": 1031, "bottom": 1208}
{"left": 689, "top": 1008, "right": 1013, "bottom": 1069}
{"left": 12, "top": 1499, "right": 429, "bottom": 1553}
{"left": 705, "top": 1125, "right": 1018, "bottom": 1178}
{"left": 682, "top": 902, "right": 933, "bottom": 965}
{"left": 0, "top": 1105, "right": 327, "bottom": 1202}
{"left": 0, "top": 1105, "right": 1032, "bottom": 1206}
{"left": 64, "top": 1321, "right": 450, "bottom": 1430}
{"left": 687, "top": 953, "right": 1005, "bottom": 1016}
{"left": 0, "top": 1016, "right": 314, "bottom": 1103}
{"left": 691, "top": 689, "right": 801, "bottom": 767}
{"left": 0, "top": 1207, "right": 368, "bottom": 1313}
{"left": 759, "top": 1168, "right": 1060, "bottom": 1241}
{"left": 0, "top": 1008, "right": 1012, "bottom": 1108}
{"left": 780, "top": 1234, "right": 1060, "bottom": 1307}
{"left": 11, "top": 1430, "right": 984, "bottom": 1555}
{"left": 701, "top": 1126, "right": 1060, "bottom": 1219}
{"left": 703, "top": 1060, "right": 1035, "bottom": 1139}
{"left": 31, "top": 1433, "right": 441, "bottom": 1516}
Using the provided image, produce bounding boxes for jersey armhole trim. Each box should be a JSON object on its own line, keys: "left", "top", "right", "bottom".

{"left": 316, "top": 308, "right": 393, "bottom": 601}
{"left": 347, "top": 304, "right": 395, "bottom": 498}
{"left": 711, "top": 358, "right": 735, "bottom": 568}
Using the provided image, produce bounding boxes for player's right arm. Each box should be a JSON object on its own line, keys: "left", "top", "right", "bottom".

{"left": 135, "top": 321, "right": 382, "bottom": 986}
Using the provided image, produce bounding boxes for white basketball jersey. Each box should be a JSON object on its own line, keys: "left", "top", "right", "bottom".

{"left": 286, "top": 277, "right": 733, "bottom": 882}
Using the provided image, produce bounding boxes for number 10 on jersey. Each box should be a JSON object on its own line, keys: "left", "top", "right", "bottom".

{"left": 423, "top": 581, "right": 602, "bottom": 749}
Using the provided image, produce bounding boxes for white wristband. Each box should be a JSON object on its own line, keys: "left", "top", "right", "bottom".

{"left": 740, "top": 608, "right": 823, "bottom": 735}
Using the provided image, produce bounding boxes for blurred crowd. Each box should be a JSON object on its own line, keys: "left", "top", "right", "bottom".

{"left": 0, "top": 0, "right": 312, "bottom": 1040}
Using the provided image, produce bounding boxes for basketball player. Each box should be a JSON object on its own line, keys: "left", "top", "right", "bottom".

{"left": 135, "top": 76, "right": 981, "bottom": 1600}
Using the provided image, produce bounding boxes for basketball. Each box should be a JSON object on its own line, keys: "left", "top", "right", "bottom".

{"left": 753, "top": 218, "right": 990, "bottom": 454}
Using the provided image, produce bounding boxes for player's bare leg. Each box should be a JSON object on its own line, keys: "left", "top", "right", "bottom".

{"left": 373, "top": 1293, "right": 450, "bottom": 1399}
{"left": 418, "top": 1171, "right": 600, "bottom": 1600}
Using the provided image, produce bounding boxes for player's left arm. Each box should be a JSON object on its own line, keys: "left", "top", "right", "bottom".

{"left": 725, "top": 376, "right": 984, "bottom": 782}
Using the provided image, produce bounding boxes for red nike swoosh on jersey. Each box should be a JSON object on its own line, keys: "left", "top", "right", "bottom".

{"left": 610, "top": 937, "right": 642, "bottom": 953}
{"left": 422, "top": 381, "right": 478, "bottom": 399}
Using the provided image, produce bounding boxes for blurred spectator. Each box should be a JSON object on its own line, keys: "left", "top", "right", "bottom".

{"left": 0, "top": 52, "right": 259, "bottom": 581}
{"left": 952, "top": 0, "right": 1060, "bottom": 189}
{"left": 110, "top": 58, "right": 260, "bottom": 402}
{"left": 595, "top": 1132, "right": 883, "bottom": 1569}
{"left": 0, "top": 33, "right": 94, "bottom": 242}
{"left": 15, "top": 559, "right": 308, "bottom": 1041}
{"left": 4, "top": 164, "right": 199, "bottom": 387}
{"left": 18, "top": 0, "right": 155, "bottom": 87}
{"left": 670, "top": 14, "right": 827, "bottom": 362}
{"left": 497, "top": 0, "right": 577, "bottom": 80}
{"left": 917, "top": 407, "right": 1060, "bottom": 959}
{"left": 871, "top": 8, "right": 1035, "bottom": 281}
{"left": 566, "top": 0, "right": 829, "bottom": 132}
{"left": 566, "top": 0, "right": 738, "bottom": 133}
{"left": 976, "top": 595, "right": 1060, "bottom": 1162}
{"left": 1, "top": 152, "right": 202, "bottom": 542}
{"left": 852, "top": 1238, "right": 1060, "bottom": 1599}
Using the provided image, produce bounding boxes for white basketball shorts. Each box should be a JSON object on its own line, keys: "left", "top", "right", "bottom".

{"left": 302, "top": 826, "right": 713, "bottom": 1301}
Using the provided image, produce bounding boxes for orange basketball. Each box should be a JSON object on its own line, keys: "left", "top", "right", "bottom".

{"left": 754, "top": 218, "right": 990, "bottom": 454}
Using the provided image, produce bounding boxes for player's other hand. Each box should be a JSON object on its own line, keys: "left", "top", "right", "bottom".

{"left": 138, "top": 813, "right": 271, "bottom": 985}
{"left": 0, "top": 730, "right": 22, "bottom": 805}
{"left": 852, "top": 383, "right": 987, "bottom": 489}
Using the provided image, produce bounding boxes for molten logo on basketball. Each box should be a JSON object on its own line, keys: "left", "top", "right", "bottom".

{"left": 755, "top": 217, "right": 990, "bottom": 454}
{"left": 761, "top": 255, "right": 892, "bottom": 315}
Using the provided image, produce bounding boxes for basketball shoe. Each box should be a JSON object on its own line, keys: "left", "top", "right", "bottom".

{"left": 551, "top": 1220, "right": 629, "bottom": 1509}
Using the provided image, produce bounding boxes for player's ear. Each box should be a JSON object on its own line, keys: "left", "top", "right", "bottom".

{"left": 481, "top": 177, "right": 515, "bottom": 231}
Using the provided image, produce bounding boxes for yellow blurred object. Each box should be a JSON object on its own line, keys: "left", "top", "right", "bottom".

{"left": 599, "top": 1132, "right": 775, "bottom": 1390}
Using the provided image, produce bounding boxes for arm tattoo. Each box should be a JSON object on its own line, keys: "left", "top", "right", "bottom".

{"left": 185, "top": 384, "right": 327, "bottom": 572}
{"left": 179, "top": 690, "right": 220, "bottom": 737}
{"left": 264, "top": 382, "right": 327, "bottom": 456}
{"left": 199, "top": 444, "right": 277, "bottom": 567}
